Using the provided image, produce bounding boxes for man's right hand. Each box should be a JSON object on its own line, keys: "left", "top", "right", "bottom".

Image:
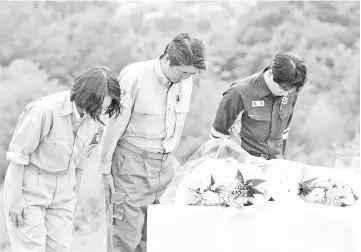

{"left": 102, "top": 174, "right": 115, "bottom": 205}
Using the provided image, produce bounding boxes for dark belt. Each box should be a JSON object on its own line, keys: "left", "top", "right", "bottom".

{"left": 247, "top": 150, "right": 281, "bottom": 160}
{"left": 117, "top": 139, "right": 169, "bottom": 161}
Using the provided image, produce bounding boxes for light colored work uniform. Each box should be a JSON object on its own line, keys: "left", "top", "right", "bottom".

{"left": 4, "top": 91, "right": 99, "bottom": 252}
{"left": 99, "top": 58, "right": 192, "bottom": 252}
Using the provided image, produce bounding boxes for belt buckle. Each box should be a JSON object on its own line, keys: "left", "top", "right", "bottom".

{"left": 162, "top": 154, "right": 168, "bottom": 161}
{"left": 56, "top": 169, "right": 68, "bottom": 176}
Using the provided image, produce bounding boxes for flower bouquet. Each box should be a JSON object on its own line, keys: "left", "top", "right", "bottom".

{"left": 187, "top": 170, "right": 266, "bottom": 208}
{"left": 298, "top": 177, "right": 359, "bottom": 207}
{"left": 174, "top": 157, "right": 269, "bottom": 208}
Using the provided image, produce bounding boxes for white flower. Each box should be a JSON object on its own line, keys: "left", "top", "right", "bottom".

{"left": 187, "top": 189, "right": 201, "bottom": 205}
{"left": 329, "top": 187, "right": 345, "bottom": 198}
{"left": 307, "top": 188, "right": 325, "bottom": 202}
{"left": 210, "top": 183, "right": 220, "bottom": 191}
{"left": 339, "top": 193, "right": 355, "bottom": 206}
{"left": 202, "top": 191, "right": 220, "bottom": 205}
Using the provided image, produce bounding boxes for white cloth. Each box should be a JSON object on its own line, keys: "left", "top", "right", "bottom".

{"left": 148, "top": 200, "right": 361, "bottom": 252}
{"left": 151, "top": 155, "right": 361, "bottom": 252}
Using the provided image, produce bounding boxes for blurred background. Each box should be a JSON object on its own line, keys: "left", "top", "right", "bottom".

{"left": 0, "top": 1, "right": 359, "bottom": 251}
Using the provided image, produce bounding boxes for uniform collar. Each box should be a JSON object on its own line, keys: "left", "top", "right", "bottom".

{"left": 256, "top": 67, "right": 272, "bottom": 98}
{"left": 72, "top": 102, "right": 82, "bottom": 120}
{"left": 154, "top": 58, "right": 172, "bottom": 87}
{"left": 60, "top": 90, "right": 87, "bottom": 118}
{"left": 60, "top": 91, "right": 73, "bottom": 116}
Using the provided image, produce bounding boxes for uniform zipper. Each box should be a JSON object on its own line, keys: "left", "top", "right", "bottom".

{"left": 266, "top": 98, "right": 275, "bottom": 155}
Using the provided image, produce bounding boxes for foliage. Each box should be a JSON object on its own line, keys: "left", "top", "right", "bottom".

{"left": 0, "top": 59, "right": 67, "bottom": 180}
{"left": 0, "top": 1, "right": 359, "bottom": 177}
{"left": 187, "top": 170, "right": 266, "bottom": 208}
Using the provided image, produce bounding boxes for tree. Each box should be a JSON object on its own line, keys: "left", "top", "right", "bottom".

{"left": 0, "top": 59, "right": 66, "bottom": 180}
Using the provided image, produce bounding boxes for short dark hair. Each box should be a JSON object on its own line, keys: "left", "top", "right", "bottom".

{"left": 160, "top": 33, "right": 207, "bottom": 70}
{"left": 70, "top": 66, "right": 122, "bottom": 124}
{"left": 270, "top": 52, "right": 308, "bottom": 92}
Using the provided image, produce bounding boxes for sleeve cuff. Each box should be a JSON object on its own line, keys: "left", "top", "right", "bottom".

{"left": 210, "top": 127, "right": 229, "bottom": 139}
{"left": 98, "top": 161, "right": 112, "bottom": 174}
{"left": 6, "top": 152, "right": 29, "bottom": 165}
{"left": 282, "top": 127, "right": 290, "bottom": 139}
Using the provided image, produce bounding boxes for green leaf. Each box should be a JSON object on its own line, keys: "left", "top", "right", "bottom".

{"left": 249, "top": 187, "right": 264, "bottom": 195}
{"left": 246, "top": 179, "right": 266, "bottom": 187}
{"left": 298, "top": 177, "right": 317, "bottom": 195}
{"left": 301, "top": 177, "right": 318, "bottom": 185}
{"left": 246, "top": 191, "right": 254, "bottom": 198}
{"left": 236, "top": 169, "right": 244, "bottom": 184}
{"left": 210, "top": 174, "right": 215, "bottom": 186}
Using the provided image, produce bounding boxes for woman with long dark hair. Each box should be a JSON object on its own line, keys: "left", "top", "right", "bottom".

{"left": 4, "top": 66, "right": 122, "bottom": 252}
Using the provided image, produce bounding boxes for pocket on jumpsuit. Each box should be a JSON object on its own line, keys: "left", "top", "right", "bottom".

{"left": 39, "top": 138, "right": 70, "bottom": 168}
{"left": 111, "top": 192, "right": 126, "bottom": 222}
{"left": 110, "top": 191, "right": 139, "bottom": 236}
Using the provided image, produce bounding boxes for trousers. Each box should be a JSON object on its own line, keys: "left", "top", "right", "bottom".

{"left": 4, "top": 164, "right": 77, "bottom": 252}
{"left": 106, "top": 140, "right": 177, "bottom": 252}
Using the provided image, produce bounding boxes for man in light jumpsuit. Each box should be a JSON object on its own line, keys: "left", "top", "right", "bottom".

{"left": 98, "top": 33, "right": 207, "bottom": 252}
{"left": 211, "top": 52, "right": 308, "bottom": 160}
{"left": 4, "top": 66, "right": 122, "bottom": 252}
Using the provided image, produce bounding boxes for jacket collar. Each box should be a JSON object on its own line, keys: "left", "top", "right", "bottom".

{"left": 256, "top": 67, "right": 272, "bottom": 98}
